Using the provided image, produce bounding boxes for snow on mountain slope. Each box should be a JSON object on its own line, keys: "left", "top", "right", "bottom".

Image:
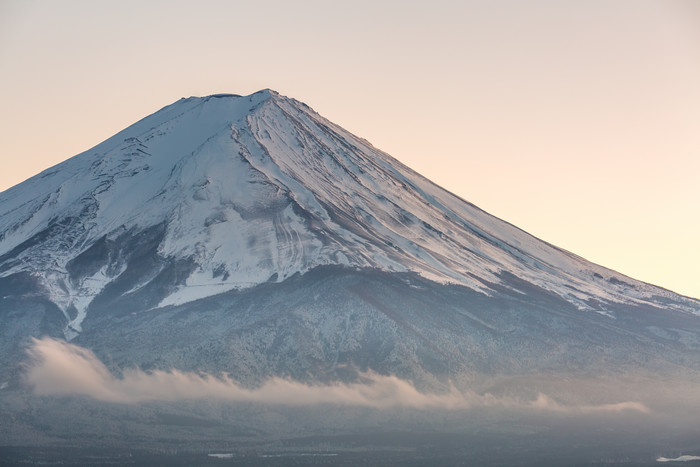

{"left": 0, "top": 89, "right": 697, "bottom": 340}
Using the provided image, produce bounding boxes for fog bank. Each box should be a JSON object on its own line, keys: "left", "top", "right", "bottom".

{"left": 22, "top": 337, "right": 656, "bottom": 415}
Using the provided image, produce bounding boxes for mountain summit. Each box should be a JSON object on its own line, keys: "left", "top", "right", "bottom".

{"left": 3, "top": 89, "right": 700, "bottom": 464}
{"left": 2, "top": 90, "right": 696, "bottom": 339}
{"left": 1, "top": 90, "right": 699, "bottom": 389}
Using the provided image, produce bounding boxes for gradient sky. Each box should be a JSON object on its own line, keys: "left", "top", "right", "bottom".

{"left": 1, "top": 0, "right": 699, "bottom": 298}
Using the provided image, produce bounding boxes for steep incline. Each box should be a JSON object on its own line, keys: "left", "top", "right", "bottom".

{"left": 0, "top": 90, "right": 697, "bottom": 342}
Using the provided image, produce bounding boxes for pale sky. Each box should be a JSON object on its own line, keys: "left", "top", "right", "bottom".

{"left": 1, "top": 0, "right": 699, "bottom": 298}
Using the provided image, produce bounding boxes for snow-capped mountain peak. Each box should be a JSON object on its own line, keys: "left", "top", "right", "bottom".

{"left": 0, "top": 90, "right": 697, "bottom": 340}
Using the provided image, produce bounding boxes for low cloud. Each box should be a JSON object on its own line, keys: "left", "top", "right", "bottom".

{"left": 529, "top": 393, "right": 650, "bottom": 415}
{"left": 657, "top": 456, "right": 700, "bottom": 463}
{"left": 24, "top": 337, "right": 650, "bottom": 414}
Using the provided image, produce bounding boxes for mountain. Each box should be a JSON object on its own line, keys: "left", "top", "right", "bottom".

{"left": 3, "top": 89, "right": 700, "bottom": 464}
{"left": 1, "top": 89, "right": 700, "bottom": 386}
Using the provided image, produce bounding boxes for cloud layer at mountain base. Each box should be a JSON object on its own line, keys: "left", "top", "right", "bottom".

{"left": 23, "top": 337, "right": 653, "bottom": 414}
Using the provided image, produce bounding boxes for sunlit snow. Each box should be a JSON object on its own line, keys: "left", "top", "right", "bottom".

{"left": 1, "top": 90, "right": 697, "bottom": 341}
